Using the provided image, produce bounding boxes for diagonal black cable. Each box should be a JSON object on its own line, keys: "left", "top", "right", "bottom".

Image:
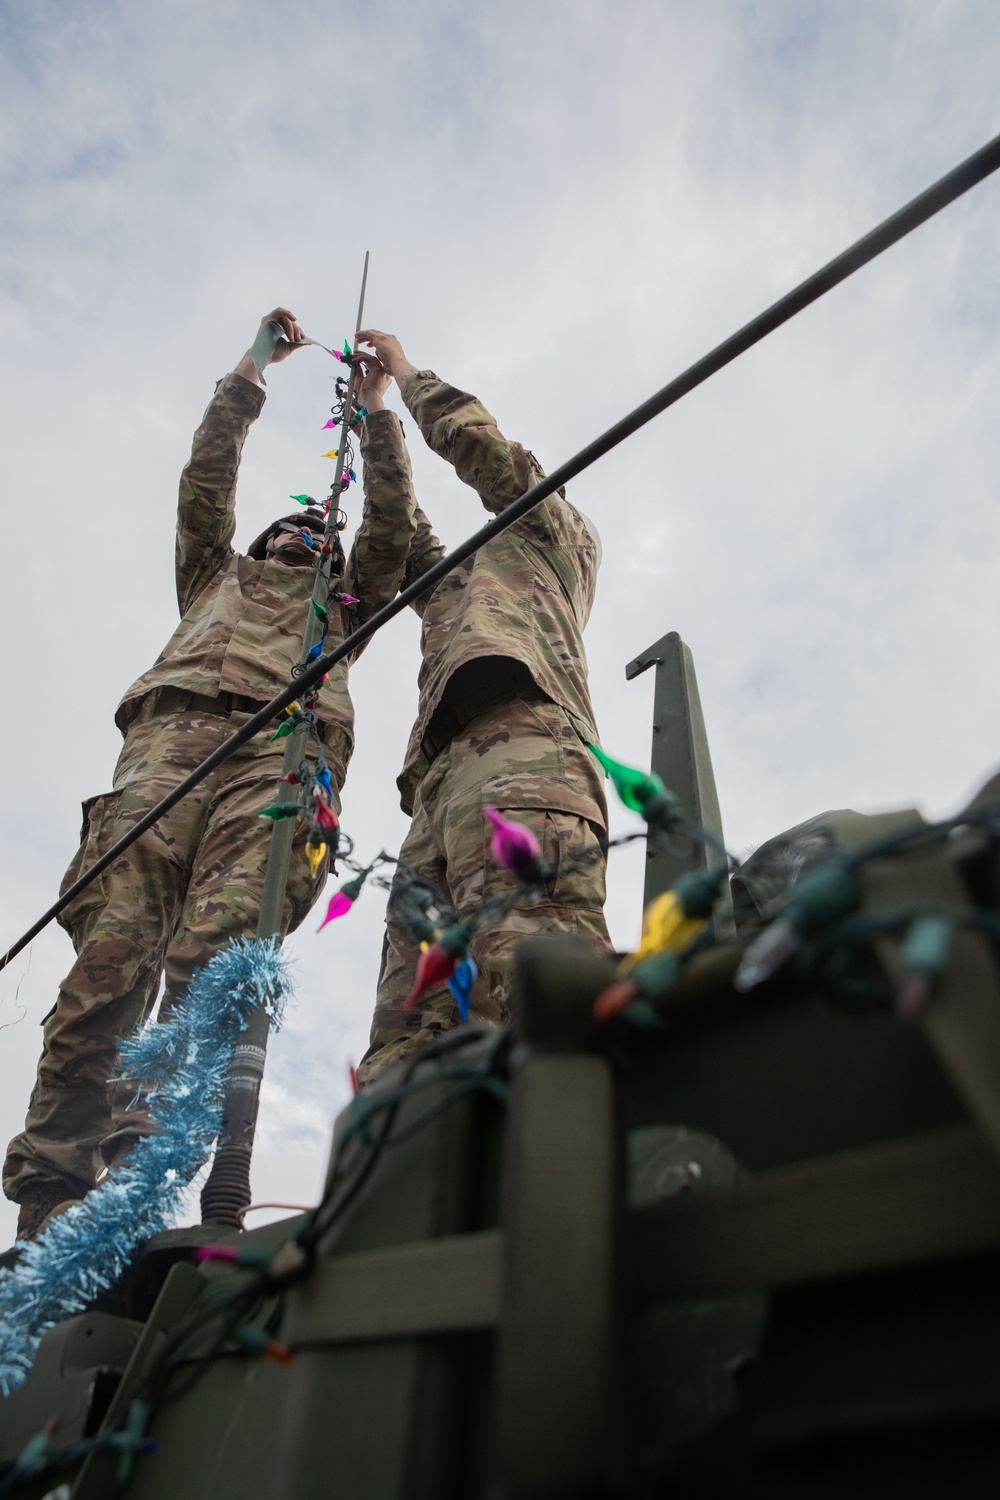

{"left": 4, "top": 128, "right": 1000, "bottom": 973}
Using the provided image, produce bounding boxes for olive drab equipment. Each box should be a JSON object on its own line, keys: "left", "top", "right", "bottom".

{"left": 4, "top": 632, "right": 1000, "bottom": 1497}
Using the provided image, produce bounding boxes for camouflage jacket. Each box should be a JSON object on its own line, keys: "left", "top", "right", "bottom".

{"left": 117, "top": 375, "right": 418, "bottom": 779}
{"left": 387, "top": 371, "right": 602, "bottom": 814}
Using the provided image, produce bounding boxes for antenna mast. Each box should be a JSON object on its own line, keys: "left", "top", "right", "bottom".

{"left": 200, "top": 254, "right": 370, "bottom": 1227}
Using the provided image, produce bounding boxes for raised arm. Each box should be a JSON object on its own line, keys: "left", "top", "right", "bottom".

{"left": 401, "top": 503, "right": 448, "bottom": 615}
{"left": 355, "top": 329, "right": 597, "bottom": 606}
{"left": 176, "top": 307, "right": 306, "bottom": 615}
{"left": 346, "top": 350, "right": 446, "bottom": 624}
{"left": 357, "top": 328, "right": 546, "bottom": 502}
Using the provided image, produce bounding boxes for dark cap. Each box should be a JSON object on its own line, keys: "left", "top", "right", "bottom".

{"left": 247, "top": 509, "right": 341, "bottom": 563}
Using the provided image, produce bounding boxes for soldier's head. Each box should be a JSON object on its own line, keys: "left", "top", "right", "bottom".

{"left": 247, "top": 508, "right": 345, "bottom": 574}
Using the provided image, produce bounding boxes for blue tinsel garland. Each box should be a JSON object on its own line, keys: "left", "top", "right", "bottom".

{"left": 0, "top": 936, "right": 291, "bottom": 1396}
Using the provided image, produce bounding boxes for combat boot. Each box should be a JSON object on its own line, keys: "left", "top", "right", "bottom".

{"left": 0, "top": 1183, "right": 84, "bottom": 1271}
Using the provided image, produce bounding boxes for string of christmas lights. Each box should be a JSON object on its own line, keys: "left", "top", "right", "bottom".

{"left": 314, "top": 746, "right": 719, "bottom": 1026}
{"left": 579, "top": 751, "right": 1000, "bottom": 1031}
{"left": 320, "top": 739, "right": 989, "bottom": 1039}
{"left": 260, "top": 339, "right": 367, "bottom": 883}
{"left": 260, "top": 710, "right": 347, "bottom": 881}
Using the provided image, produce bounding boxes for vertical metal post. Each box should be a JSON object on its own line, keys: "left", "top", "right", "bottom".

{"left": 626, "top": 631, "right": 734, "bottom": 935}
{"left": 200, "top": 256, "right": 370, "bottom": 1227}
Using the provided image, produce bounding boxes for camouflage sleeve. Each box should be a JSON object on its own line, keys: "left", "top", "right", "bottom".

{"left": 399, "top": 370, "right": 596, "bottom": 604}
{"left": 346, "top": 410, "right": 423, "bottom": 620}
{"left": 175, "top": 372, "right": 265, "bottom": 615}
{"left": 346, "top": 410, "right": 446, "bottom": 625}
{"left": 399, "top": 371, "right": 544, "bottom": 511}
{"left": 403, "top": 504, "right": 447, "bottom": 619}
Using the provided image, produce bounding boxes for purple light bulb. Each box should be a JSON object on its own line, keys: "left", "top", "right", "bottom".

{"left": 483, "top": 806, "right": 542, "bottom": 876}
{"left": 318, "top": 891, "right": 354, "bottom": 930}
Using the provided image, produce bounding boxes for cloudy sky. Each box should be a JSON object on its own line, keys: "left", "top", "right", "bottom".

{"left": 1, "top": 0, "right": 999, "bottom": 1243}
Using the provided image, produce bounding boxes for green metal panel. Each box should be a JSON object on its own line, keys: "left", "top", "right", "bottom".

{"left": 5, "top": 813, "right": 1000, "bottom": 1496}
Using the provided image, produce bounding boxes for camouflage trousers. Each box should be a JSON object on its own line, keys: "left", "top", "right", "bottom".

{"left": 358, "top": 695, "right": 610, "bottom": 1085}
{"left": 3, "top": 704, "right": 334, "bottom": 1205}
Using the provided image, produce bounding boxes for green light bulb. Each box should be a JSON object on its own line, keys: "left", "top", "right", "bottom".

{"left": 589, "top": 745, "right": 666, "bottom": 814}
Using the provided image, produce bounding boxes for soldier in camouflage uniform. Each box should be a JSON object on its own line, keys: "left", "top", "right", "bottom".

{"left": 3, "top": 310, "right": 414, "bottom": 1242}
{"left": 353, "top": 331, "right": 610, "bottom": 1084}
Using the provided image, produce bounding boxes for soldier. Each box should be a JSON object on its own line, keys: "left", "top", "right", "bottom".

{"left": 353, "top": 330, "right": 611, "bottom": 1084}
{"left": 3, "top": 309, "right": 413, "bottom": 1247}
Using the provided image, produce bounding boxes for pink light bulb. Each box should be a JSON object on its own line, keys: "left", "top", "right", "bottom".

{"left": 483, "top": 806, "right": 542, "bottom": 876}
{"left": 318, "top": 891, "right": 354, "bottom": 930}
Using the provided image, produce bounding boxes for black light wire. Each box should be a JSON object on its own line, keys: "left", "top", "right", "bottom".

{"left": 32, "top": 825, "right": 1000, "bottom": 1484}
{"left": 4, "top": 128, "right": 1000, "bottom": 975}
{"left": 89, "top": 806, "right": 1000, "bottom": 1474}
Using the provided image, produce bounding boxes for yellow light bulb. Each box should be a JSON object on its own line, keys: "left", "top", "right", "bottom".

{"left": 620, "top": 890, "right": 706, "bottom": 972}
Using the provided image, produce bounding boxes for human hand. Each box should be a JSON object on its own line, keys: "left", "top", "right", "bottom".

{"left": 356, "top": 330, "right": 418, "bottom": 385}
{"left": 356, "top": 352, "right": 391, "bottom": 412}
{"left": 233, "top": 307, "right": 306, "bottom": 386}
{"left": 260, "top": 307, "right": 307, "bottom": 364}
